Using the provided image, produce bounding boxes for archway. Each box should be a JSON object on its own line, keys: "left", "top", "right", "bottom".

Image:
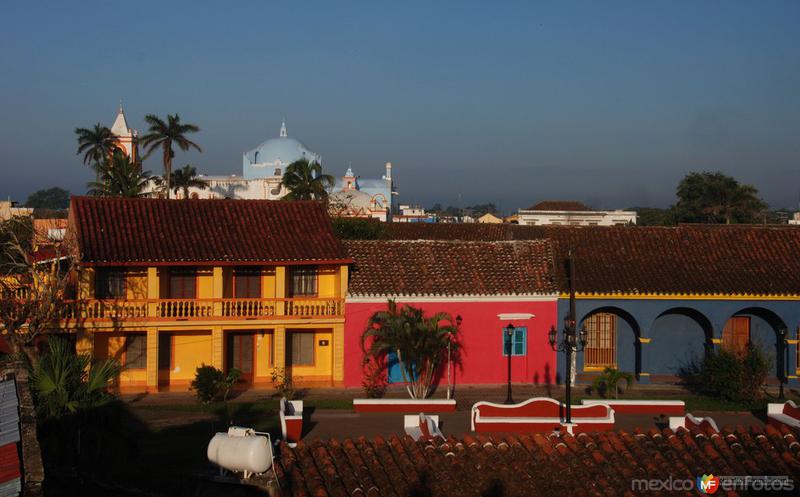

{"left": 722, "top": 307, "right": 789, "bottom": 380}
{"left": 578, "top": 307, "right": 641, "bottom": 378}
{"left": 648, "top": 307, "right": 713, "bottom": 379}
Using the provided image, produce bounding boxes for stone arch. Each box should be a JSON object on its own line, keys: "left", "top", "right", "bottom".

{"left": 577, "top": 306, "right": 642, "bottom": 378}
{"left": 723, "top": 306, "right": 789, "bottom": 379}
{"left": 648, "top": 307, "right": 714, "bottom": 378}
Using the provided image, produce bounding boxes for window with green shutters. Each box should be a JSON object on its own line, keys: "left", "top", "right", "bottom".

{"left": 502, "top": 327, "right": 527, "bottom": 356}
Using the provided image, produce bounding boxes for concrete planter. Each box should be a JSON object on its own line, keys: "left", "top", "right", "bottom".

{"left": 353, "top": 398, "right": 457, "bottom": 413}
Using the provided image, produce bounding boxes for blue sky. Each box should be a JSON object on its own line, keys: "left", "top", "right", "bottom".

{"left": 1, "top": 1, "right": 798, "bottom": 211}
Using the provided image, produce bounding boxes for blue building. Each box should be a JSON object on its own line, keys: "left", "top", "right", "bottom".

{"left": 329, "top": 163, "right": 396, "bottom": 221}
{"left": 241, "top": 120, "right": 320, "bottom": 181}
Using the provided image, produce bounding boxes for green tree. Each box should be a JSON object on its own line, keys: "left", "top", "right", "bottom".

{"left": 361, "top": 300, "right": 459, "bottom": 399}
{"left": 87, "top": 150, "right": 152, "bottom": 198}
{"left": 167, "top": 164, "right": 209, "bottom": 199}
{"left": 332, "top": 217, "right": 386, "bottom": 239}
{"left": 140, "top": 114, "right": 201, "bottom": 199}
{"left": 74, "top": 123, "right": 120, "bottom": 168}
{"left": 673, "top": 171, "right": 767, "bottom": 224}
{"left": 281, "top": 159, "right": 335, "bottom": 201}
{"left": 25, "top": 187, "right": 71, "bottom": 210}
{"left": 628, "top": 206, "right": 675, "bottom": 226}
{"left": 29, "top": 338, "right": 121, "bottom": 419}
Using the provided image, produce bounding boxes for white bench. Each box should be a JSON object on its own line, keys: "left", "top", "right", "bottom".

{"left": 472, "top": 397, "right": 615, "bottom": 434}
{"left": 404, "top": 413, "right": 444, "bottom": 441}
{"left": 280, "top": 398, "right": 304, "bottom": 446}
{"left": 581, "top": 399, "right": 685, "bottom": 415}
{"left": 767, "top": 401, "right": 800, "bottom": 429}
{"left": 668, "top": 413, "right": 719, "bottom": 433}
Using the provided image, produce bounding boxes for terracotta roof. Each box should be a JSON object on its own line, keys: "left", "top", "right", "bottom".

{"left": 70, "top": 197, "right": 350, "bottom": 266}
{"left": 382, "top": 223, "right": 800, "bottom": 296}
{"left": 345, "top": 240, "right": 557, "bottom": 297}
{"left": 526, "top": 200, "right": 591, "bottom": 211}
{"left": 277, "top": 425, "right": 800, "bottom": 497}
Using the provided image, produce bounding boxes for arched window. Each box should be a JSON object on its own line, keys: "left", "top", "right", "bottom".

{"left": 254, "top": 151, "right": 260, "bottom": 163}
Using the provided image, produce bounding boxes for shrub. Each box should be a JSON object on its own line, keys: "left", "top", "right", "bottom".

{"left": 191, "top": 365, "right": 224, "bottom": 403}
{"left": 361, "top": 357, "right": 388, "bottom": 398}
{"left": 680, "top": 346, "right": 772, "bottom": 403}
{"left": 591, "top": 367, "right": 633, "bottom": 399}
{"left": 271, "top": 367, "right": 296, "bottom": 400}
{"left": 332, "top": 217, "right": 386, "bottom": 240}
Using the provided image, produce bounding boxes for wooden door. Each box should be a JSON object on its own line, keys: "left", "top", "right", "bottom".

{"left": 227, "top": 332, "right": 255, "bottom": 381}
{"left": 722, "top": 317, "right": 750, "bottom": 355}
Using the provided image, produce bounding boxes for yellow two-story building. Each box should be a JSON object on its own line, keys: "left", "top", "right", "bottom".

{"left": 64, "top": 196, "right": 351, "bottom": 392}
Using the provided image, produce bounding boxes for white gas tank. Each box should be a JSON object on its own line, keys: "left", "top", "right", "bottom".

{"left": 207, "top": 426, "right": 272, "bottom": 475}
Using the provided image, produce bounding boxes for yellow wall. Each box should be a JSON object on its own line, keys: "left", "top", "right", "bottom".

{"left": 94, "top": 333, "right": 147, "bottom": 386}
{"left": 318, "top": 266, "right": 338, "bottom": 298}
{"left": 197, "top": 268, "right": 214, "bottom": 299}
{"left": 159, "top": 330, "right": 212, "bottom": 385}
{"left": 254, "top": 330, "right": 274, "bottom": 380}
{"left": 286, "top": 329, "right": 333, "bottom": 380}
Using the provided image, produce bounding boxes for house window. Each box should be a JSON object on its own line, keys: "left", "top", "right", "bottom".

{"left": 502, "top": 327, "right": 527, "bottom": 356}
{"left": 169, "top": 268, "right": 197, "bottom": 298}
{"left": 124, "top": 335, "right": 146, "bottom": 370}
{"left": 96, "top": 268, "right": 125, "bottom": 299}
{"left": 290, "top": 266, "right": 318, "bottom": 297}
{"left": 290, "top": 333, "right": 315, "bottom": 366}
{"left": 584, "top": 313, "right": 616, "bottom": 369}
{"left": 234, "top": 267, "right": 261, "bottom": 298}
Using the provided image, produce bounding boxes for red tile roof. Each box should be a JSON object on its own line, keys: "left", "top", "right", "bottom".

{"left": 526, "top": 200, "right": 591, "bottom": 211}
{"left": 70, "top": 197, "right": 350, "bottom": 266}
{"left": 383, "top": 223, "right": 800, "bottom": 296}
{"left": 345, "top": 240, "right": 557, "bottom": 297}
{"left": 277, "top": 425, "right": 800, "bottom": 497}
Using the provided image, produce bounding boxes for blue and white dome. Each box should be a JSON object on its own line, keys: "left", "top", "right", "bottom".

{"left": 242, "top": 121, "right": 321, "bottom": 180}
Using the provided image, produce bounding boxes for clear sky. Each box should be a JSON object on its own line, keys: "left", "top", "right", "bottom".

{"left": 1, "top": 1, "right": 798, "bottom": 212}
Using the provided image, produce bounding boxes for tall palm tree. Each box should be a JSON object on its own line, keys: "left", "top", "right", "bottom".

{"left": 361, "top": 300, "right": 459, "bottom": 399}
{"left": 87, "top": 150, "right": 152, "bottom": 198}
{"left": 168, "top": 165, "right": 209, "bottom": 199}
{"left": 139, "top": 114, "right": 201, "bottom": 199}
{"left": 281, "top": 159, "right": 335, "bottom": 201}
{"left": 75, "top": 124, "right": 120, "bottom": 181}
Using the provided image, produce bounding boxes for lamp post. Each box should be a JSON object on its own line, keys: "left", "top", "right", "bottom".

{"left": 778, "top": 326, "right": 788, "bottom": 401}
{"left": 505, "top": 323, "right": 516, "bottom": 404}
{"left": 548, "top": 250, "right": 587, "bottom": 425}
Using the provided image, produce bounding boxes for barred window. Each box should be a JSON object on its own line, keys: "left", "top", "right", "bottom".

{"left": 584, "top": 313, "right": 617, "bottom": 369}
{"left": 96, "top": 268, "right": 125, "bottom": 299}
{"left": 291, "top": 333, "right": 315, "bottom": 366}
{"left": 124, "top": 335, "right": 147, "bottom": 370}
{"left": 290, "top": 266, "right": 318, "bottom": 297}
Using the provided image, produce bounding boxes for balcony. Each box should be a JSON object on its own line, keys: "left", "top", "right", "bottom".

{"left": 60, "top": 297, "right": 344, "bottom": 322}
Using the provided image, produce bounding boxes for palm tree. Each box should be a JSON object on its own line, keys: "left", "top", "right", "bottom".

{"left": 281, "top": 159, "right": 335, "bottom": 201}
{"left": 29, "top": 337, "right": 121, "bottom": 419}
{"left": 361, "top": 300, "right": 459, "bottom": 399}
{"left": 139, "top": 114, "right": 201, "bottom": 198}
{"left": 87, "top": 150, "right": 153, "bottom": 198}
{"left": 168, "top": 164, "right": 209, "bottom": 199}
{"left": 75, "top": 124, "right": 121, "bottom": 182}
{"left": 591, "top": 367, "right": 634, "bottom": 399}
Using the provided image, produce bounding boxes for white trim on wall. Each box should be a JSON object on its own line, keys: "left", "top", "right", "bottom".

{"left": 497, "top": 313, "right": 535, "bottom": 320}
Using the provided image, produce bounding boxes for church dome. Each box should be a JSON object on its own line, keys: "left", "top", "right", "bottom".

{"left": 242, "top": 121, "right": 320, "bottom": 180}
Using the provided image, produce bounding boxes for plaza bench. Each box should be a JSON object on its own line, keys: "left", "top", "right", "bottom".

{"left": 353, "top": 398, "right": 457, "bottom": 413}
{"left": 767, "top": 400, "right": 800, "bottom": 430}
{"left": 404, "top": 413, "right": 444, "bottom": 441}
{"left": 280, "top": 398, "right": 303, "bottom": 446}
{"left": 668, "top": 413, "right": 719, "bottom": 433}
{"left": 471, "top": 397, "right": 615, "bottom": 435}
{"left": 581, "top": 399, "right": 685, "bottom": 415}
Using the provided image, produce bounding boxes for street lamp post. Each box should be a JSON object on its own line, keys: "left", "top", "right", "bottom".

{"left": 548, "top": 250, "right": 587, "bottom": 425}
{"left": 778, "top": 326, "right": 788, "bottom": 401}
{"left": 448, "top": 315, "right": 462, "bottom": 401}
{"left": 505, "top": 323, "right": 515, "bottom": 404}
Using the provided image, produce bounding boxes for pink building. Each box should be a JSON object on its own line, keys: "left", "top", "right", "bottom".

{"left": 343, "top": 240, "right": 559, "bottom": 388}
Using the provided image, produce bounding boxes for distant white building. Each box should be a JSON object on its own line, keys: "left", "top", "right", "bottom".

{"left": 517, "top": 201, "right": 637, "bottom": 226}
{"left": 789, "top": 212, "right": 800, "bottom": 225}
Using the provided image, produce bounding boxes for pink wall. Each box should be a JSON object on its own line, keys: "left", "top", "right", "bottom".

{"left": 344, "top": 299, "right": 558, "bottom": 388}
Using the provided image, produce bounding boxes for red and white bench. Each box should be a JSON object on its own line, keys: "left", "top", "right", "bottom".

{"left": 767, "top": 401, "right": 800, "bottom": 430}
{"left": 471, "top": 397, "right": 615, "bottom": 435}
{"left": 581, "top": 399, "right": 685, "bottom": 415}
{"left": 280, "top": 398, "right": 303, "bottom": 446}
{"left": 669, "top": 413, "right": 719, "bottom": 433}
{"left": 353, "top": 398, "right": 457, "bottom": 413}
{"left": 404, "top": 413, "right": 444, "bottom": 441}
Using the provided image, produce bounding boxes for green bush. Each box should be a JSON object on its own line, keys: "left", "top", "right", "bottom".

{"left": 190, "top": 365, "right": 241, "bottom": 403}
{"left": 680, "top": 346, "right": 772, "bottom": 403}
{"left": 332, "top": 217, "right": 386, "bottom": 240}
{"left": 591, "top": 367, "right": 633, "bottom": 399}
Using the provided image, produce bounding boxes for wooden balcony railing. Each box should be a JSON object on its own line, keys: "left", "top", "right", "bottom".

{"left": 60, "top": 297, "right": 344, "bottom": 322}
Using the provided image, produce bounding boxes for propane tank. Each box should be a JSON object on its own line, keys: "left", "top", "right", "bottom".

{"left": 207, "top": 426, "right": 272, "bottom": 476}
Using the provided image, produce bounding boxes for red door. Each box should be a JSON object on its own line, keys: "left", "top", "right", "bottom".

{"left": 226, "top": 332, "right": 255, "bottom": 381}
{"left": 722, "top": 317, "right": 750, "bottom": 355}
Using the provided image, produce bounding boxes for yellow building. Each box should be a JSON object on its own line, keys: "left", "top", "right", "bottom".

{"left": 63, "top": 197, "right": 351, "bottom": 392}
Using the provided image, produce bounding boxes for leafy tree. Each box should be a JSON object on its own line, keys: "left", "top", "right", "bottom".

{"left": 87, "top": 150, "right": 152, "bottom": 198}
{"left": 140, "top": 114, "right": 201, "bottom": 199}
{"left": 190, "top": 365, "right": 241, "bottom": 403}
{"left": 167, "top": 164, "right": 209, "bottom": 199}
{"left": 591, "top": 367, "right": 634, "bottom": 399}
{"left": 74, "top": 124, "right": 120, "bottom": 167}
{"left": 680, "top": 346, "right": 771, "bottom": 403}
{"left": 29, "top": 337, "right": 121, "bottom": 419}
{"left": 281, "top": 159, "right": 334, "bottom": 201}
{"left": 628, "top": 206, "right": 675, "bottom": 226}
{"left": 673, "top": 171, "right": 767, "bottom": 224}
{"left": 361, "top": 300, "right": 459, "bottom": 399}
{"left": 332, "top": 217, "right": 386, "bottom": 239}
{"left": 25, "top": 187, "right": 71, "bottom": 210}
